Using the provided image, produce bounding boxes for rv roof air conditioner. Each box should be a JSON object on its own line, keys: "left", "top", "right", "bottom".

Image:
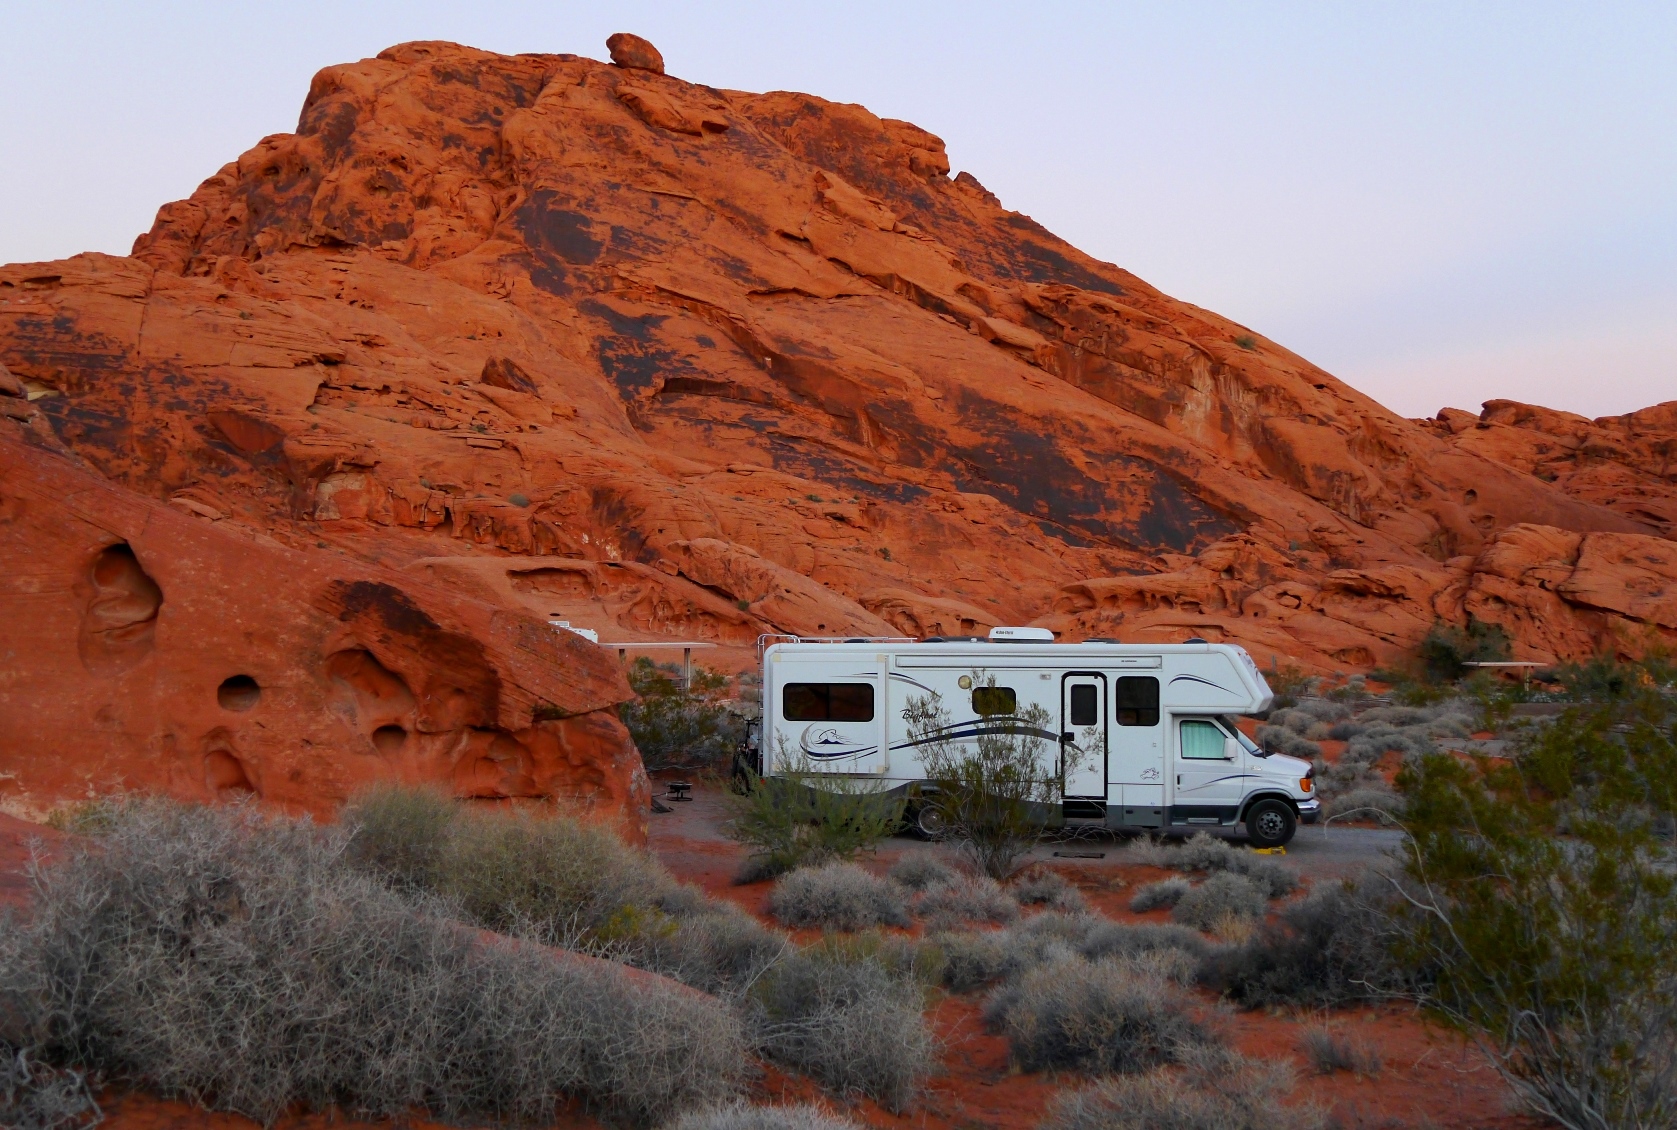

{"left": 987, "top": 626, "right": 1055, "bottom": 643}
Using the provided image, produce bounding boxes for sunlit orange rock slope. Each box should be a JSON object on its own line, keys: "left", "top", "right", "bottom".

{"left": 2, "top": 36, "right": 1673, "bottom": 814}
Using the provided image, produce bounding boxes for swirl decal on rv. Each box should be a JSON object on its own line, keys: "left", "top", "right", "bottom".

{"left": 1169, "top": 673, "right": 1236, "bottom": 695}
{"left": 799, "top": 725, "right": 878, "bottom": 760}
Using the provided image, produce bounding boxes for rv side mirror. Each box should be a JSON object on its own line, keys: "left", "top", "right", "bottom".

{"left": 1223, "top": 736, "right": 1241, "bottom": 760}
{"left": 1060, "top": 731, "right": 1075, "bottom": 744}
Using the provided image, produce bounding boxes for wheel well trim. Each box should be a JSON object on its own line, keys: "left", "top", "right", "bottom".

{"left": 1239, "top": 791, "right": 1299, "bottom": 821}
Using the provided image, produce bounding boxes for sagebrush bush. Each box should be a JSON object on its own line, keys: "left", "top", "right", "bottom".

{"left": 668, "top": 1100, "right": 863, "bottom": 1130}
{"left": 1254, "top": 725, "right": 1321, "bottom": 759}
{"left": 1125, "top": 834, "right": 1297, "bottom": 898}
{"left": 751, "top": 946, "right": 934, "bottom": 1110}
{"left": 1044, "top": 1045, "right": 1324, "bottom": 1130}
{"left": 1130, "top": 878, "right": 1190, "bottom": 912}
{"left": 1301, "top": 1026, "right": 1382, "bottom": 1076}
{"left": 1294, "top": 699, "right": 1352, "bottom": 724}
{"left": 886, "top": 854, "right": 956, "bottom": 891}
{"left": 1200, "top": 881, "right": 1412, "bottom": 1008}
{"left": 916, "top": 873, "right": 1019, "bottom": 931}
{"left": 928, "top": 914, "right": 1211, "bottom": 993}
{"left": 0, "top": 800, "right": 746, "bottom": 1126}
{"left": 1321, "top": 786, "right": 1404, "bottom": 824}
{"left": 1009, "top": 868, "right": 1086, "bottom": 912}
{"left": 926, "top": 930, "right": 1009, "bottom": 992}
{"left": 347, "top": 788, "right": 783, "bottom": 995}
{"left": 769, "top": 862, "right": 909, "bottom": 932}
{"left": 984, "top": 955, "right": 1216, "bottom": 1074}
{"left": 0, "top": 1045, "right": 99, "bottom": 1130}
{"left": 1172, "top": 873, "right": 1269, "bottom": 933}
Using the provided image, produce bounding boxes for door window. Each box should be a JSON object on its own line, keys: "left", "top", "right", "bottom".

{"left": 1179, "top": 719, "right": 1228, "bottom": 760}
{"left": 1068, "top": 684, "right": 1098, "bottom": 726}
{"left": 1115, "top": 676, "right": 1160, "bottom": 726}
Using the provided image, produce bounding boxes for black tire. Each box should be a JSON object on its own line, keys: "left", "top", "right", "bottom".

{"left": 1244, "top": 798, "right": 1296, "bottom": 848}
{"left": 912, "top": 802, "right": 948, "bottom": 841}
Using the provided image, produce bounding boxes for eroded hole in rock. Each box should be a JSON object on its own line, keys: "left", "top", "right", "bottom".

{"left": 78, "top": 543, "right": 163, "bottom": 674}
{"left": 217, "top": 674, "right": 261, "bottom": 712}
{"left": 204, "top": 749, "right": 256, "bottom": 796}
{"left": 371, "top": 724, "right": 408, "bottom": 753}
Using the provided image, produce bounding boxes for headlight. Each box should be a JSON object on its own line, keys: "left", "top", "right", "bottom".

{"left": 1299, "top": 777, "right": 1314, "bottom": 793}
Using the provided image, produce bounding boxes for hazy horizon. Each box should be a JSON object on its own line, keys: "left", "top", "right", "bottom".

{"left": 2, "top": 1, "right": 1672, "bottom": 422}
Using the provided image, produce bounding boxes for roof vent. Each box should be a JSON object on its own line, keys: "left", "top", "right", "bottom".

{"left": 988, "top": 626, "right": 1055, "bottom": 643}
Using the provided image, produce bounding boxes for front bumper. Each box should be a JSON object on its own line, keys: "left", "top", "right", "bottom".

{"left": 1297, "top": 797, "right": 1321, "bottom": 825}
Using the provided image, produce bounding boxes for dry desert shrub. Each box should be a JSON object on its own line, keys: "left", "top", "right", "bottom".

{"left": 1122, "top": 833, "right": 1298, "bottom": 898}
{"left": 346, "top": 787, "right": 784, "bottom": 995}
{"left": 0, "top": 799, "right": 745, "bottom": 1127}
{"left": 915, "top": 873, "right": 1020, "bottom": 931}
{"left": 1009, "top": 867, "right": 1087, "bottom": 912}
{"left": 983, "top": 954, "right": 1216, "bottom": 1074}
{"left": 0, "top": 1045, "right": 100, "bottom": 1130}
{"left": 1130, "top": 877, "right": 1191, "bottom": 912}
{"left": 1199, "top": 880, "right": 1411, "bottom": 1009}
{"left": 667, "top": 1100, "right": 864, "bottom": 1130}
{"left": 1172, "top": 873, "right": 1269, "bottom": 933}
{"left": 886, "top": 855, "right": 956, "bottom": 891}
{"left": 927, "top": 914, "right": 1211, "bottom": 993}
{"left": 1043, "top": 1045, "right": 1325, "bottom": 1130}
{"left": 1301, "top": 1025, "right": 1383, "bottom": 1076}
{"left": 768, "top": 862, "right": 910, "bottom": 932}
{"left": 750, "top": 944, "right": 934, "bottom": 1110}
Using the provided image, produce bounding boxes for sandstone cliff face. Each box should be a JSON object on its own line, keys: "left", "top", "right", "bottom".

{"left": 0, "top": 427, "right": 646, "bottom": 830}
{"left": 1, "top": 34, "right": 1673, "bottom": 816}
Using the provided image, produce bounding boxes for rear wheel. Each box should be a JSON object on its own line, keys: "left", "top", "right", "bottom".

{"left": 912, "top": 802, "right": 948, "bottom": 840}
{"left": 1245, "top": 799, "right": 1296, "bottom": 848}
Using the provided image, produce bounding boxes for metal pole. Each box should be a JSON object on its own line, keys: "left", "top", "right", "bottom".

{"left": 682, "top": 646, "right": 692, "bottom": 692}
{"left": 618, "top": 647, "right": 626, "bottom": 664}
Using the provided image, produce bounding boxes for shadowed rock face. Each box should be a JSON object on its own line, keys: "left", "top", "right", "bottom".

{"left": 0, "top": 32, "right": 1673, "bottom": 823}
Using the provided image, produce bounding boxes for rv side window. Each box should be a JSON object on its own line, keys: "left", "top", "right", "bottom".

{"left": 1115, "top": 676, "right": 1160, "bottom": 726}
{"left": 1179, "top": 719, "right": 1228, "bottom": 759}
{"left": 972, "top": 686, "right": 1017, "bottom": 716}
{"left": 783, "top": 682, "right": 875, "bottom": 722}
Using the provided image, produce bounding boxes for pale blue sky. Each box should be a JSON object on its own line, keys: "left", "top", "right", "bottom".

{"left": 2, "top": 2, "right": 1672, "bottom": 420}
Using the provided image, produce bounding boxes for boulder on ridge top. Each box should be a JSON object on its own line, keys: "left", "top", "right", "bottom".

{"left": 607, "top": 32, "right": 665, "bottom": 74}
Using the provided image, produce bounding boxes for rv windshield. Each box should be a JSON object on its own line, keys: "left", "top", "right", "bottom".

{"left": 1219, "top": 718, "right": 1267, "bottom": 757}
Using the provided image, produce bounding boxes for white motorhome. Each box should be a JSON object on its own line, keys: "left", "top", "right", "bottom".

{"left": 749, "top": 627, "right": 1318, "bottom": 848}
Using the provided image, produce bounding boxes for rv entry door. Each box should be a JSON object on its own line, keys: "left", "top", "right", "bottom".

{"left": 1061, "top": 674, "right": 1107, "bottom": 799}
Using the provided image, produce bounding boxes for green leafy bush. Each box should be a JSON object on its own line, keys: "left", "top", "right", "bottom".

{"left": 1394, "top": 660, "right": 1677, "bottom": 1128}
{"left": 904, "top": 675, "right": 1058, "bottom": 879}
{"left": 1416, "top": 619, "right": 1511, "bottom": 683}
{"left": 620, "top": 658, "right": 746, "bottom": 772}
{"left": 726, "top": 753, "right": 904, "bottom": 883}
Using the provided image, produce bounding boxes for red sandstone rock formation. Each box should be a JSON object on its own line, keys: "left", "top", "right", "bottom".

{"left": 0, "top": 429, "right": 645, "bottom": 832}
{"left": 1, "top": 33, "right": 1674, "bottom": 819}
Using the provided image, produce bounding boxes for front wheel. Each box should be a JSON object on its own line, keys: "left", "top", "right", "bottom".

{"left": 1245, "top": 799, "right": 1296, "bottom": 849}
